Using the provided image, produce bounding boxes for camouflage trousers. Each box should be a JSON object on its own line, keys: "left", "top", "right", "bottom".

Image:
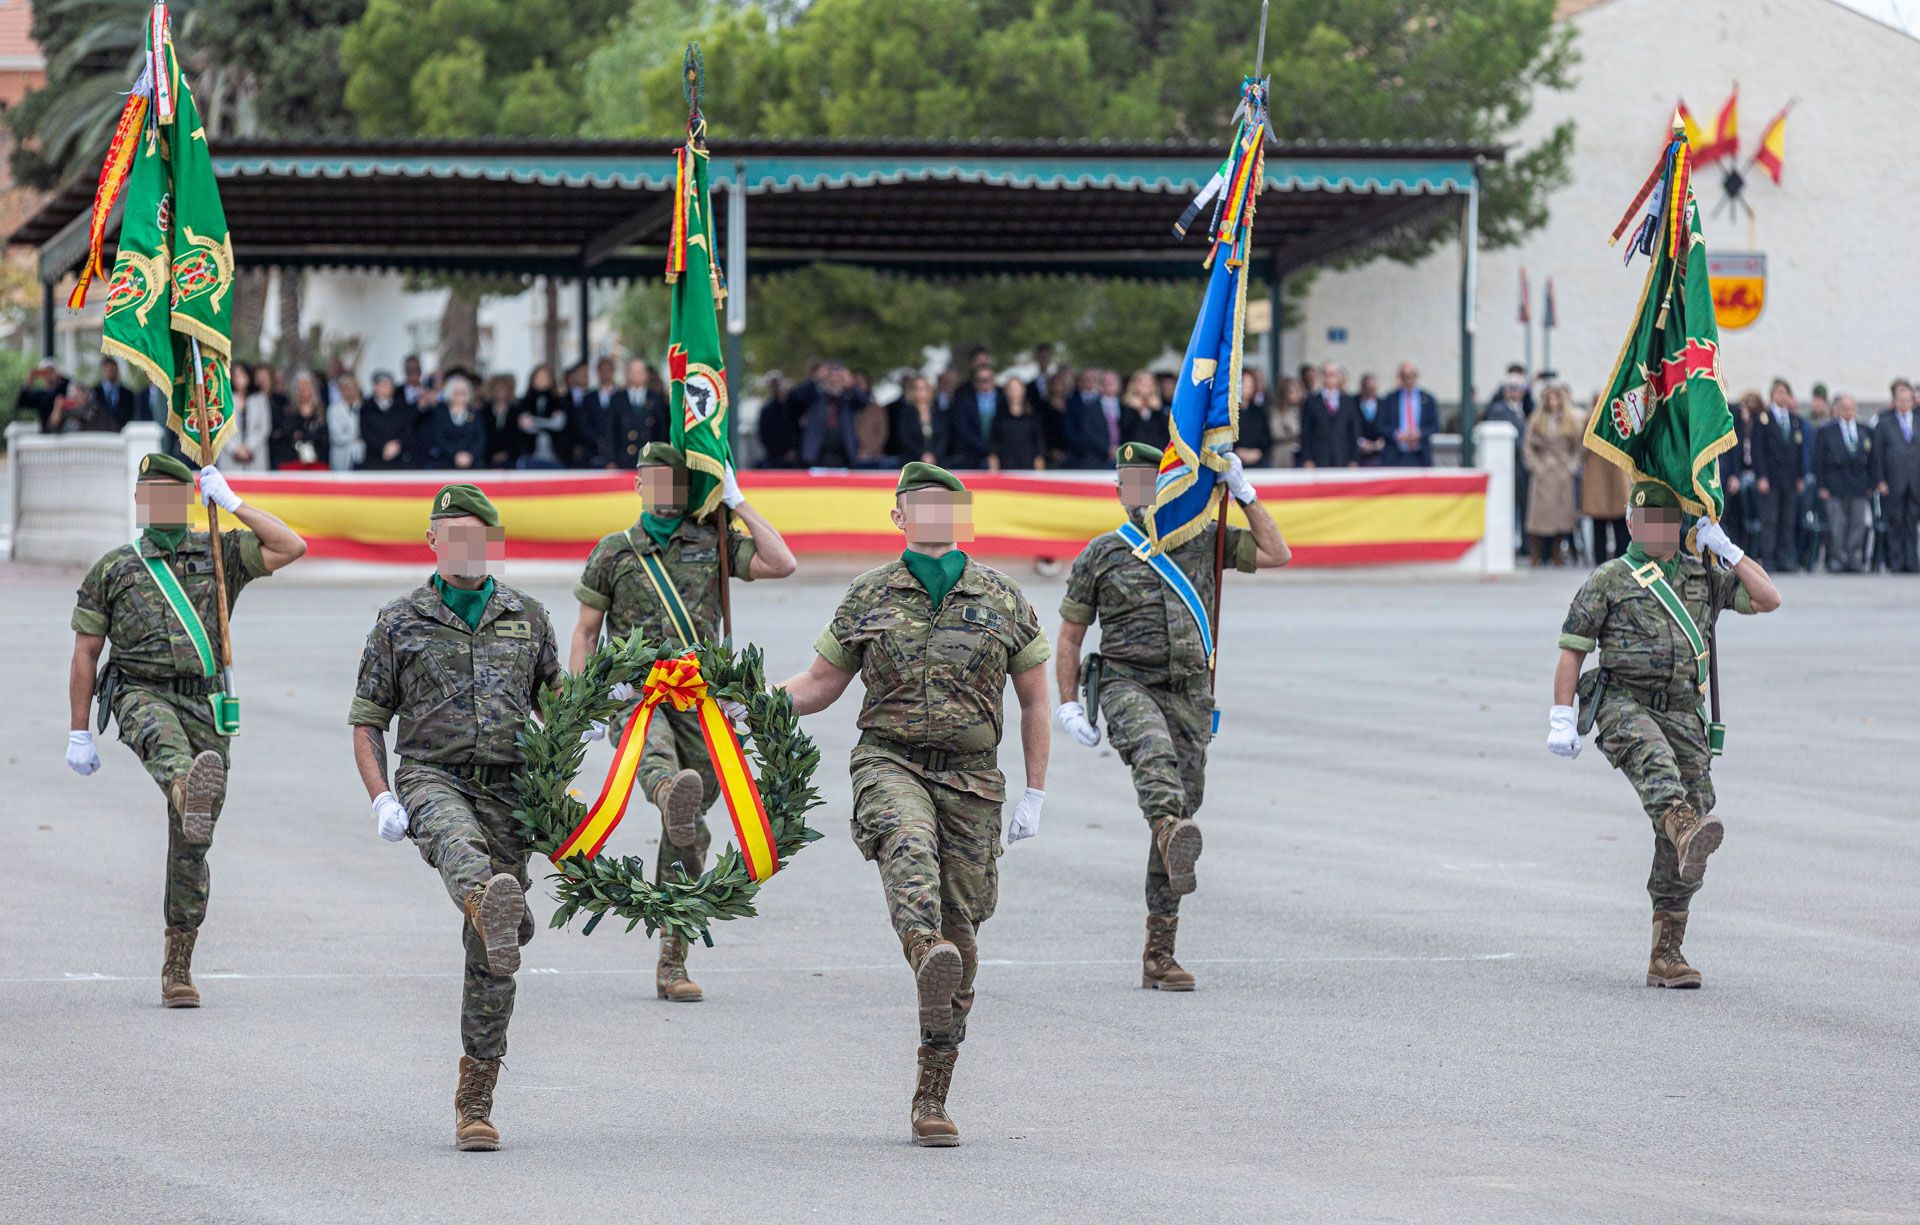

{"left": 616, "top": 703, "right": 714, "bottom": 884}
{"left": 849, "top": 746, "right": 1003, "bottom": 1049}
{"left": 1102, "top": 677, "right": 1212, "bottom": 917}
{"left": 112, "top": 683, "right": 228, "bottom": 932}
{"left": 1594, "top": 690, "right": 1717, "bottom": 913}
{"left": 396, "top": 763, "right": 534, "bottom": 1061}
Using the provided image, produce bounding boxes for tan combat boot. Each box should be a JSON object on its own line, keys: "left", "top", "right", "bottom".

{"left": 1659, "top": 802, "right": 1723, "bottom": 883}
{"left": 1647, "top": 910, "right": 1703, "bottom": 989}
{"left": 910, "top": 1044, "right": 960, "bottom": 1147}
{"left": 161, "top": 927, "right": 200, "bottom": 1008}
{"left": 656, "top": 932, "right": 704, "bottom": 1002}
{"left": 907, "top": 932, "right": 963, "bottom": 1041}
{"left": 455, "top": 1055, "right": 503, "bottom": 1151}
{"left": 169, "top": 750, "right": 224, "bottom": 845}
{"left": 463, "top": 874, "right": 525, "bottom": 975}
{"left": 1154, "top": 817, "right": 1203, "bottom": 896}
{"left": 1142, "top": 914, "right": 1196, "bottom": 991}
{"left": 653, "top": 768, "right": 702, "bottom": 848}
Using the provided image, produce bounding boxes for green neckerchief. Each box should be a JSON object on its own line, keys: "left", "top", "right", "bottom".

{"left": 902, "top": 547, "right": 967, "bottom": 608}
{"left": 143, "top": 525, "right": 189, "bottom": 554}
{"left": 432, "top": 573, "right": 496, "bottom": 630}
{"left": 639, "top": 510, "right": 683, "bottom": 552}
{"left": 1623, "top": 543, "right": 1679, "bottom": 585}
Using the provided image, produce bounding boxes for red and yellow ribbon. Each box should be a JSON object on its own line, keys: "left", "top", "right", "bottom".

{"left": 67, "top": 91, "right": 150, "bottom": 311}
{"left": 552, "top": 653, "right": 779, "bottom": 882}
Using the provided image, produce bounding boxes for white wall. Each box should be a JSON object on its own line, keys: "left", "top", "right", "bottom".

{"left": 1298, "top": 0, "right": 1920, "bottom": 408}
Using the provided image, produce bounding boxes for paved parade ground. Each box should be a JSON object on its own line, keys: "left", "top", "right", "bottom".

{"left": 1, "top": 559, "right": 1914, "bottom": 1224}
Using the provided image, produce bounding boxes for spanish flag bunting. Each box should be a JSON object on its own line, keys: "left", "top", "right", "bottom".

{"left": 1753, "top": 102, "right": 1791, "bottom": 184}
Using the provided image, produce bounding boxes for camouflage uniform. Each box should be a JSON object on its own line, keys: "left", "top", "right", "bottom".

{"left": 574, "top": 520, "right": 756, "bottom": 882}
{"left": 71, "top": 530, "right": 272, "bottom": 931}
{"left": 815, "top": 557, "right": 1049, "bottom": 1046}
{"left": 351, "top": 582, "right": 561, "bottom": 1059}
{"left": 1560, "top": 553, "right": 1755, "bottom": 912}
{"left": 1060, "top": 517, "right": 1255, "bottom": 915}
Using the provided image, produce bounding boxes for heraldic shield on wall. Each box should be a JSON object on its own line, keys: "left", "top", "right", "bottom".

{"left": 1707, "top": 251, "right": 1766, "bottom": 330}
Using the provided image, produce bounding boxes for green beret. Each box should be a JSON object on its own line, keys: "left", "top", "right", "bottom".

{"left": 430, "top": 482, "right": 499, "bottom": 527}
{"left": 137, "top": 453, "right": 194, "bottom": 484}
{"left": 1812, "top": 381, "right": 1830, "bottom": 400}
{"left": 1116, "top": 441, "right": 1163, "bottom": 469}
{"left": 639, "top": 442, "right": 687, "bottom": 472}
{"left": 896, "top": 461, "right": 966, "bottom": 496}
{"left": 1630, "top": 481, "right": 1679, "bottom": 510}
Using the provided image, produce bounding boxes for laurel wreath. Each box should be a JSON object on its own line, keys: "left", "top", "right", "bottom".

{"left": 512, "top": 633, "right": 823, "bottom": 944}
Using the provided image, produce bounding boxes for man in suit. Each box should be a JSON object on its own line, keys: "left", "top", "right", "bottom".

{"left": 400, "top": 354, "right": 427, "bottom": 407}
{"left": 1383, "top": 361, "right": 1440, "bottom": 467}
{"left": 1061, "top": 367, "right": 1114, "bottom": 470}
{"left": 91, "top": 358, "right": 143, "bottom": 430}
{"left": 797, "top": 362, "right": 866, "bottom": 468}
{"left": 567, "top": 357, "right": 621, "bottom": 469}
{"left": 1815, "top": 394, "right": 1875, "bottom": 573}
{"left": 1874, "top": 378, "right": 1920, "bottom": 572}
{"left": 613, "top": 358, "right": 670, "bottom": 468}
{"left": 947, "top": 362, "right": 1002, "bottom": 469}
{"left": 1758, "top": 379, "right": 1809, "bottom": 573}
{"left": 1298, "top": 361, "right": 1362, "bottom": 469}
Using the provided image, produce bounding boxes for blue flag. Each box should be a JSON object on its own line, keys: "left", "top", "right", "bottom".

{"left": 1148, "top": 253, "right": 1247, "bottom": 551}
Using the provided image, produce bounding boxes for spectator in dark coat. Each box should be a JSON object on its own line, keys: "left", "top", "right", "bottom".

{"left": 1383, "top": 361, "right": 1440, "bottom": 467}
{"left": 1061, "top": 367, "right": 1115, "bottom": 470}
{"left": 417, "top": 375, "right": 488, "bottom": 470}
{"left": 988, "top": 377, "right": 1047, "bottom": 471}
{"left": 1355, "top": 372, "right": 1389, "bottom": 466}
{"left": 270, "top": 371, "right": 332, "bottom": 469}
{"left": 1815, "top": 393, "right": 1874, "bottom": 572}
{"left": 91, "top": 358, "right": 143, "bottom": 429}
{"left": 1235, "top": 369, "right": 1274, "bottom": 468}
{"left": 482, "top": 373, "right": 524, "bottom": 469}
{"left": 568, "top": 356, "right": 620, "bottom": 468}
{"left": 797, "top": 364, "right": 866, "bottom": 467}
{"left": 516, "top": 363, "right": 569, "bottom": 468}
{"left": 613, "top": 359, "right": 670, "bottom": 468}
{"left": 1873, "top": 378, "right": 1920, "bottom": 572}
{"left": 888, "top": 373, "right": 951, "bottom": 466}
{"left": 47, "top": 383, "right": 117, "bottom": 432}
{"left": 1117, "top": 370, "right": 1168, "bottom": 451}
{"left": 1756, "top": 378, "right": 1809, "bottom": 572}
{"left": 358, "top": 372, "right": 418, "bottom": 470}
{"left": 17, "top": 357, "right": 70, "bottom": 431}
{"left": 949, "top": 362, "right": 1004, "bottom": 469}
{"left": 1298, "top": 362, "right": 1363, "bottom": 468}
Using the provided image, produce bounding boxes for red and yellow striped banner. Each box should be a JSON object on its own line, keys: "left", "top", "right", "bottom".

{"left": 552, "top": 653, "right": 778, "bottom": 882}
{"left": 212, "top": 470, "right": 1487, "bottom": 567}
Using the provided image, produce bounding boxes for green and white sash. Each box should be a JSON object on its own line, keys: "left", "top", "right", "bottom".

{"left": 628, "top": 530, "right": 701, "bottom": 647}
{"left": 1628, "top": 559, "right": 1722, "bottom": 754}
{"left": 140, "top": 552, "right": 241, "bottom": 735}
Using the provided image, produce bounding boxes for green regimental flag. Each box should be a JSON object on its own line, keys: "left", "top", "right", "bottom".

{"left": 665, "top": 48, "right": 730, "bottom": 521}
{"left": 1586, "top": 140, "right": 1736, "bottom": 519}
{"left": 100, "top": 34, "right": 236, "bottom": 466}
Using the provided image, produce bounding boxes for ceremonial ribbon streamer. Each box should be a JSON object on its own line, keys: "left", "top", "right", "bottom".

{"left": 552, "top": 653, "right": 778, "bottom": 882}
{"left": 66, "top": 90, "right": 150, "bottom": 311}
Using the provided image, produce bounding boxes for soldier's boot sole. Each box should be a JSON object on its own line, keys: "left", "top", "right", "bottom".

{"left": 161, "top": 982, "right": 202, "bottom": 1008}
{"left": 1675, "top": 816, "right": 1724, "bottom": 883}
{"left": 911, "top": 1120, "right": 961, "bottom": 1148}
{"left": 1647, "top": 968, "right": 1704, "bottom": 989}
{"left": 180, "top": 751, "right": 223, "bottom": 845}
{"left": 455, "top": 1120, "right": 501, "bottom": 1152}
{"left": 659, "top": 769, "right": 703, "bottom": 848}
{"left": 1142, "top": 969, "right": 1197, "bottom": 992}
{"left": 915, "top": 942, "right": 964, "bottom": 1040}
{"left": 475, "top": 875, "right": 525, "bottom": 976}
{"left": 1160, "top": 820, "right": 1203, "bottom": 896}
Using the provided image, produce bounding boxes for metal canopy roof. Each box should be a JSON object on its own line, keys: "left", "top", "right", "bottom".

{"left": 13, "top": 136, "right": 1500, "bottom": 284}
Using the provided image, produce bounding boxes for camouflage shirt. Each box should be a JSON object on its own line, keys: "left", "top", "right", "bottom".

{"left": 1059, "top": 518, "right": 1255, "bottom": 686}
{"left": 815, "top": 557, "right": 1050, "bottom": 753}
{"left": 573, "top": 519, "right": 757, "bottom": 647}
{"left": 71, "top": 531, "right": 271, "bottom": 682}
{"left": 350, "top": 581, "right": 562, "bottom": 765}
{"left": 1559, "top": 554, "right": 1754, "bottom": 695}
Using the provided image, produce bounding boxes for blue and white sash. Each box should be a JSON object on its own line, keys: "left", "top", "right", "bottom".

{"left": 1115, "top": 521, "right": 1214, "bottom": 666}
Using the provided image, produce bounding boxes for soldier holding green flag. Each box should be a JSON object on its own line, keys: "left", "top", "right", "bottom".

{"left": 1547, "top": 129, "right": 1783, "bottom": 989}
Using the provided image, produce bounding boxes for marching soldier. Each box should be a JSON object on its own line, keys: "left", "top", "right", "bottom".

{"left": 349, "top": 484, "right": 562, "bottom": 1151}
{"left": 65, "top": 454, "right": 306, "bottom": 1007}
{"left": 779, "top": 462, "right": 1050, "bottom": 1147}
{"left": 570, "top": 443, "right": 796, "bottom": 1001}
{"left": 1548, "top": 482, "right": 1781, "bottom": 988}
{"left": 1053, "top": 444, "right": 1291, "bottom": 990}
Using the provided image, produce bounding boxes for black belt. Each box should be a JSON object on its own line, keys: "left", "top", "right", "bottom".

{"left": 858, "top": 732, "right": 997, "bottom": 773}
{"left": 1597, "top": 670, "right": 1693, "bottom": 713}
{"left": 403, "top": 760, "right": 518, "bottom": 787}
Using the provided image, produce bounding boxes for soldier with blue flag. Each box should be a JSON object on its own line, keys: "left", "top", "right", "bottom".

{"left": 1053, "top": 443, "right": 1288, "bottom": 989}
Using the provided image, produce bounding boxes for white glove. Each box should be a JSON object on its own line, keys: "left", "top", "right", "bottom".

{"left": 581, "top": 720, "right": 608, "bottom": 743}
{"left": 608, "top": 682, "right": 636, "bottom": 703}
{"left": 1223, "top": 452, "right": 1256, "bottom": 504}
{"left": 196, "top": 465, "right": 243, "bottom": 513}
{"left": 720, "top": 463, "right": 746, "bottom": 510}
{"left": 66, "top": 730, "right": 100, "bottom": 777}
{"left": 1056, "top": 701, "right": 1100, "bottom": 748}
{"left": 1547, "top": 705, "right": 1582, "bottom": 759}
{"left": 1006, "top": 787, "right": 1045, "bottom": 845}
{"left": 718, "top": 698, "right": 749, "bottom": 730}
{"left": 373, "top": 790, "right": 410, "bottom": 842}
{"left": 1694, "top": 519, "right": 1745, "bottom": 567}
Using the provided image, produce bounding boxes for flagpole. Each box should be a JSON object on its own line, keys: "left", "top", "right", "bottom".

{"left": 188, "top": 342, "right": 233, "bottom": 674}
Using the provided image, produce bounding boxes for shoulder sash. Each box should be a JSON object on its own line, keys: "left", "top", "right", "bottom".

{"left": 627, "top": 529, "right": 700, "bottom": 647}
{"left": 139, "top": 553, "right": 217, "bottom": 677}
{"left": 1628, "top": 560, "right": 1708, "bottom": 716}
{"left": 1115, "top": 521, "right": 1213, "bottom": 666}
